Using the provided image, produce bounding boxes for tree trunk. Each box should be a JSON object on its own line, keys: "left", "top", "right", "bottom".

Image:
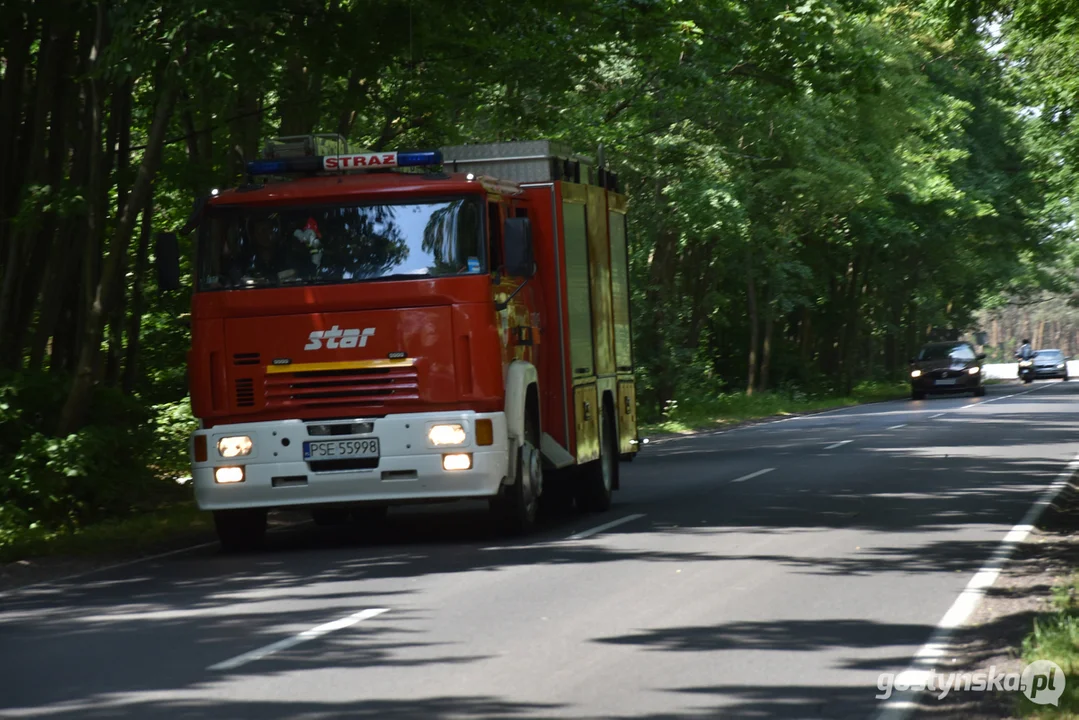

{"left": 229, "top": 90, "right": 262, "bottom": 181}
{"left": 759, "top": 295, "right": 774, "bottom": 393}
{"left": 105, "top": 82, "right": 134, "bottom": 387}
{"left": 1, "top": 24, "right": 76, "bottom": 369}
{"left": 58, "top": 81, "right": 176, "bottom": 436}
{"left": 746, "top": 253, "right": 759, "bottom": 395}
{"left": 0, "top": 12, "right": 35, "bottom": 259}
{"left": 0, "top": 14, "right": 73, "bottom": 368}
{"left": 122, "top": 199, "right": 153, "bottom": 394}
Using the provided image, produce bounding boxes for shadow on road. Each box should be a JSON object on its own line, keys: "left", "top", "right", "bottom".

{"left": 3, "top": 383, "right": 1079, "bottom": 719}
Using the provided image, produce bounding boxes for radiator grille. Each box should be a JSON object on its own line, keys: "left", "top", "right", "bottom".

{"left": 235, "top": 378, "right": 255, "bottom": 407}
{"left": 264, "top": 366, "right": 419, "bottom": 410}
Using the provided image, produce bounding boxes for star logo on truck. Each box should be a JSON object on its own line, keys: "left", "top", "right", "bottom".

{"left": 305, "top": 326, "right": 375, "bottom": 350}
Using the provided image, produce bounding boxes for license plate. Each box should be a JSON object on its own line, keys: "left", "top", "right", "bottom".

{"left": 934, "top": 378, "right": 957, "bottom": 386}
{"left": 303, "top": 438, "right": 380, "bottom": 460}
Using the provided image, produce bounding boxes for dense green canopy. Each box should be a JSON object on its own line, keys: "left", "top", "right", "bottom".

{"left": 0, "top": 0, "right": 1075, "bottom": 537}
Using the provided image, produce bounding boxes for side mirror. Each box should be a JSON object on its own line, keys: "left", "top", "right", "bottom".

{"left": 155, "top": 232, "right": 181, "bottom": 292}
{"left": 504, "top": 217, "right": 534, "bottom": 278}
{"left": 908, "top": 357, "right": 916, "bottom": 364}
{"left": 976, "top": 352, "right": 987, "bottom": 361}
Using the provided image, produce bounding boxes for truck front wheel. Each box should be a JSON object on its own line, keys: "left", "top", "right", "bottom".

{"left": 577, "top": 406, "right": 617, "bottom": 512}
{"left": 491, "top": 440, "right": 541, "bottom": 534}
{"left": 213, "top": 508, "right": 267, "bottom": 553}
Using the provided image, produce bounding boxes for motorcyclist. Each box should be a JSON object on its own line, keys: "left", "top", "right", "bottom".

{"left": 1015, "top": 339, "right": 1034, "bottom": 360}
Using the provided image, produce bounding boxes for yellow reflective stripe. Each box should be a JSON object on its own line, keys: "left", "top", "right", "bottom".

{"left": 265, "top": 358, "right": 415, "bottom": 374}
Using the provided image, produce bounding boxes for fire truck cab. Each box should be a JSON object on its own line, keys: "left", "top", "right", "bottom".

{"left": 165, "top": 136, "right": 638, "bottom": 550}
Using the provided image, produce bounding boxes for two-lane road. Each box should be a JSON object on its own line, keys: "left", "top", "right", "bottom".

{"left": 2, "top": 381, "right": 1077, "bottom": 719}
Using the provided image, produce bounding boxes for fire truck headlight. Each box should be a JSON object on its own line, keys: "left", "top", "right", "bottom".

{"left": 428, "top": 424, "right": 467, "bottom": 446}
{"left": 217, "top": 436, "right": 254, "bottom": 458}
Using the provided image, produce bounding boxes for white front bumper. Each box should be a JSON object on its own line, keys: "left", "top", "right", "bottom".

{"left": 192, "top": 412, "right": 508, "bottom": 511}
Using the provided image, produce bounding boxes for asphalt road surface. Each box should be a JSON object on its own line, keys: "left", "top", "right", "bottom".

{"left": 2, "top": 380, "right": 1078, "bottom": 719}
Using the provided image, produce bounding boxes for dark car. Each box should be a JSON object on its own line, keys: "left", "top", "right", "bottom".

{"left": 1032, "top": 348, "right": 1070, "bottom": 380}
{"left": 910, "top": 341, "right": 986, "bottom": 400}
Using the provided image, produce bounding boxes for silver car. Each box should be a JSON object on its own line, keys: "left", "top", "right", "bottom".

{"left": 1033, "top": 349, "right": 1070, "bottom": 380}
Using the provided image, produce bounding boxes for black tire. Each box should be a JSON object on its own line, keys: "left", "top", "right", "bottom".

{"left": 975, "top": 385, "right": 987, "bottom": 397}
{"left": 311, "top": 508, "right": 350, "bottom": 526}
{"left": 911, "top": 389, "right": 926, "bottom": 401}
{"left": 213, "top": 509, "right": 267, "bottom": 553}
{"left": 491, "top": 397, "right": 542, "bottom": 534}
{"left": 576, "top": 405, "right": 617, "bottom": 512}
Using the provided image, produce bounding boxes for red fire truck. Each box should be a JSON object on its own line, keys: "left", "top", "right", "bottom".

{"left": 157, "top": 136, "right": 639, "bottom": 550}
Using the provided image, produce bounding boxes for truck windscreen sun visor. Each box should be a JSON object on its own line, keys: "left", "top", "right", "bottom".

{"left": 197, "top": 196, "right": 485, "bottom": 291}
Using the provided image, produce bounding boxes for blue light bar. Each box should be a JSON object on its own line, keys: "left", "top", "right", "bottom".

{"left": 397, "top": 150, "right": 443, "bottom": 167}
{"left": 248, "top": 150, "right": 442, "bottom": 175}
{"left": 247, "top": 160, "right": 286, "bottom": 174}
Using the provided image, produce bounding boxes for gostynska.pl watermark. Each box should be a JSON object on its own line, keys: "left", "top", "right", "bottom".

{"left": 876, "top": 661, "right": 1066, "bottom": 706}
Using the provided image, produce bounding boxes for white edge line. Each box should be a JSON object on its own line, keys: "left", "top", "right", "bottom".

{"left": 824, "top": 440, "right": 853, "bottom": 450}
{"left": 730, "top": 468, "right": 775, "bottom": 484}
{"left": 567, "top": 513, "right": 646, "bottom": 541}
{"left": 887, "top": 424, "right": 907, "bottom": 430}
{"left": 209, "top": 607, "right": 389, "bottom": 671}
{"left": 0, "top": 519, "right": 313, "bottom": 599}
{"left": 964, "top": 382, "right": 1050, "bottom": 408}
{"left": 870, "top": 451, "right": 1079, "bottom": 720}
{"left": 929, "top": 413, "right": 945, "bottom": 419}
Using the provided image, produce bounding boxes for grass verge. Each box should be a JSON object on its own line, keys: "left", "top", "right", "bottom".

{"left": 639, "top": 381, "right": 911, "bottom": 436}
{"left": 1017, "top": 573, "right": 1079, "bottom": 717}
{"left": 0, "top": 501, "right": 212, "bottom": 565}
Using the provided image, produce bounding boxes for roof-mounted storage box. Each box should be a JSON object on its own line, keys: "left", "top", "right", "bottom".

{"left": 440, "top": 140, "right": 599, "bottom": 186}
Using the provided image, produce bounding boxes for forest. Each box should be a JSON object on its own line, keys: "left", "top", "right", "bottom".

{"left": 1, "top": 0, "right": 1078, "bottom": 546}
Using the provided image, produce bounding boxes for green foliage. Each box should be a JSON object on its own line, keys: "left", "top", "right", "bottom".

{"left": 3, "top": 0, "right": 1078, "bottom": 559}
{"left": 1018, "top": 573, "right": 1079, "bottom": 717}
{"left": 641, "top": 381, "right": 908, "bottom": 435}
{"left": 0, "top": 373, "right": 191, "bottom": 551}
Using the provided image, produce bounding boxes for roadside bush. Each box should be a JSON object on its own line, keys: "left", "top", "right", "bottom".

{"left": 0, "top": 372, "right": 193, "bottom": 542}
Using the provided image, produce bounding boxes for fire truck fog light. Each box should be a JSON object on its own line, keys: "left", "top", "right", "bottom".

{"left": 215, "top": 466, "right": 245, "bottom": 484}
{"left": 443, "top": 453, "right": 472, "bottom": 471}
{"left": 217, "top": 436, "right": 253, "bottom": 458}
{"left": 428, "top": 424, "right": 467, "bottom": 446}
{"left": 476, "top": 419, "right": 494, "bottom": 446}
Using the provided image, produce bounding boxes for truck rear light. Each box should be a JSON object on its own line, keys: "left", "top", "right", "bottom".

{"left": 215, "top": 466, "right": 245, "bottom": 484}
{"left": 475, "top": 419, "right": 493, "bottom": 446}
{"left": 194, "top": 435, "right": 208, "bottom": 462}
{"left": 442, "top": 453, "right": 472, "bottom": 471}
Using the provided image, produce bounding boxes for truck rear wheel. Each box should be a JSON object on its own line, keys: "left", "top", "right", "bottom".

{"left": 576, "top": 406, "right": 617, "bottom": 512}
{"left": 213, "top": 509, "right": 267, "bottom": 553}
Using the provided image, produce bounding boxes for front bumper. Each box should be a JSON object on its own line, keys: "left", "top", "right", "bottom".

{"left": 911, "top": 372, "right": 981, "bottom": 392}
{"left": 1033, "top": 367, "right": 1067, "bottom": 378}
{"left": 191, "top": 412, "right": 509, "bottom": 511}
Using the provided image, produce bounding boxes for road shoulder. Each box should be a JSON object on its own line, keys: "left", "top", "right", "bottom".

{"left": 912, "top": 482, "right": 1079, "bottom": 719}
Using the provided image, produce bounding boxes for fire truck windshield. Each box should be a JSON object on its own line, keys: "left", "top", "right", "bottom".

{"left": 197, "top": 196, "right": 484, "bottom": 291}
